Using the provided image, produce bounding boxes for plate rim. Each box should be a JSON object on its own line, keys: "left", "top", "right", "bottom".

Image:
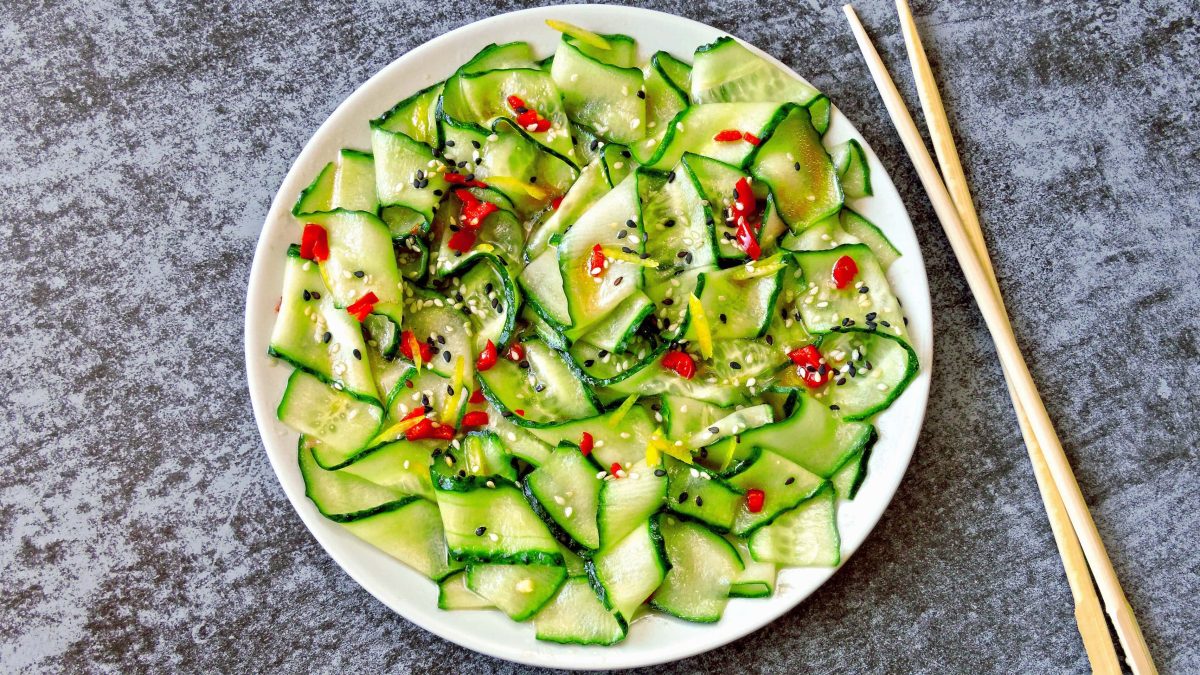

{"left": 243, "top": 4, "right": 934, "bottom": 669}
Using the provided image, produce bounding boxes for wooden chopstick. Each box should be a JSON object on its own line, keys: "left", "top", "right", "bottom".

{"left": 891, "top": 2, "right": 1120, "bottom": 672}
{"left": 841, "top": 6, "right": 1157, "bottom": 674}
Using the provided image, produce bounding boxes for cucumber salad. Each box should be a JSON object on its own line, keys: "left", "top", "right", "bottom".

{"left": 270, "top": 21, "right": 917, "bottom": 645}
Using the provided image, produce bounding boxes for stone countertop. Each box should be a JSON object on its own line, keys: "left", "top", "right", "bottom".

{"left": 1, "top": 0, "right": 1196, "bottom": 672}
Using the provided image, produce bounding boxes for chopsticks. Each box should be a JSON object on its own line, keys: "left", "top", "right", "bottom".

{"left": 841, "top": 4, "right": 1156, "bottom": 673}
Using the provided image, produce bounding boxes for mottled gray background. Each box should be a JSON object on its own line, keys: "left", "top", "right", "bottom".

{"left": 1, "top": 0, "right": 1196, "bottom": 672}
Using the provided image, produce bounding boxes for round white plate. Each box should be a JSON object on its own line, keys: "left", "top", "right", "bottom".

{"left": 245, "top": 4, "right": 932, "bottom": 670}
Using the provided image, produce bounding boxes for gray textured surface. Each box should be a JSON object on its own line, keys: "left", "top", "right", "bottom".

{"left": 1, "top": 0, "right": 1196, "bottom": 672}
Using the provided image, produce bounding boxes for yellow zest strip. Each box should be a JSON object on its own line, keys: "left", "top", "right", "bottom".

{"left": 368, "top": 415, "right": 425, "bottom": 447}
{"left": 688, "top": 293, "right": 713, "bottom": 359}
{"left": 484, "top": 175, "right": 549, "bottom": 201}
{"left": 660, "top": 435, "right": 694, "bottom": 464}
{"left": 442, "top": 356, "right": 466, "bottom": 424}
{"left": 607, "top": 394, "right": 640, "bottom": 427}
{"left": 545, "top": 19, "right": 611, "bottom": 51}
{"left": 405, "top": 331, "right": 424, "bottom": 371}
{"left": 474, "top": 243, "right": 495, "bottom": 254}
{"left": 645, "top": 432, "right": 662, "bottom": 467}
{"left": 600, "top": 246, "right": 660, "bottom": 269}
{"left": 730, "top": 253, "right": 788, "bottom": 280}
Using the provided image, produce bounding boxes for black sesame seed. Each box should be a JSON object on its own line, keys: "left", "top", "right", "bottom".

{"left": 590, "top": 139, "right": 601, "bottom": 151}
{"left": 434, "top": 189, "right": 443, "bottom": 196}
{"left": 626, "top": 219, "right": 636, "bottom": 228}
{"left": 818, "top": 365, "right": 829, "bottom": 375}
{"left": 677, "top": 251, "right": 688, "bottom": 258}
{"left": 446, "top": 385, "right": 454, "bottom": 396}
{"left": 617, "top": 230, "right": 628, "bottom": 239}
{"left": 841, "top": 317, "right": 853, "bottom": 326}
{"left": 903, "top": 316, "right": 909, "bottom": 325}
{"left": 785, "top": 476, "right": 796, "bottom": 485}
{"left": 695, "top": 495, "right": 703, "bottom": 507}
{"left": 636, "top": 90, "right": 646, "bottom": 99}
{"left": 794, "top": 161, "right": 802, "bottom": 171}
{"left": 699, "top": 447, "right": 708, "bottom": 458}
{"left": 684, "top": 252, "right": 693, "bottom": 264}
{"left": 836, "top": 377, "right": 847, "bottom": 385}
{"left": 621, "top": 246, "right": 635, "bottom": 255}
{"left": 446, "top": 140, "right": 456, "bottom": 147}
{"left": 621, "top": 150, "right": 631, "bottom": 158}
{"left": 465, "top": 174, "right": 475, "bottom": 181}
{"left": 311, "top": 291, "right": 321, "bottom": 299}
{"left": 322, "top": 332, "right": 332, "bottom": 344}
{"left": 584, "top": 359, "right": 595, "bottom": 367}
{"left": 678, "top": 491, "right": 689, "bottom": 503}
{"left": 302, "top": 290, "right": 311, "bottom": 301}
{"left": 865, "top": 312, "right": 877, "bottom": 321}
{"left": 663, "top": 218, "right": 676, "bottom": 228}
{"left": 475, "top": 526, "right": 486, "bottom": 536}
{"left": 352, "top": 349, "right": 362, "bottom": 360}
{"left": 662, "top": 298, "right": 674, "bottom": 306}
{"left": 719, "top": 313, "right": 728, "bottom": 324}
{"left": 880, "top": 320, "right": 891, "bottom": 327}
{"left": 654, "top": 469, "right": 667, "bottom": 477}
{"left": 708, "top": 426, "right": 720, "bottom": 434}
{"left": 765, "top": 334, "right": 774, "bottom": 345}
{"left": 730, "top": 361, "right": 742, "bottom": 370}
{"left": 667, "top": 171, "right": 676, "bottom": 183}
{"left": 354, "top": 270, "right": 365, "bottom": 278}
{"left": 436, "top": 335, "right": 446, "bottom": 345}
{"left": 858, "top": 286, "right": 870, "bottom": 294}
{"left": 519, "top": 360, "right": 530, "bottom": 369}
{"left": 598, "top": 350, "right": 609, "bottom": 358}
{"left": 848, "top": 364, "right": 857, "bottom": 377}
{"left": 458, "top": 160, "right": 468, "bottom": 168}
{"left": 443, "top": 351, "right": 452, "bottom": 363}
{"left": 829, "top": 404, "right": 840, "bottom": 411}
{"left": 471, "top": 140, "right": 481, "bottom": 149}
{"left": 535, "top": 384, "right": 546, "bottom": 392}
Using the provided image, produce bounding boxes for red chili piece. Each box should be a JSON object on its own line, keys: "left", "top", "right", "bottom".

{"left": 587, "top": 243, "right": 606, "bottom": 277}
{"left": 732, "top": 178, "right": 756, "bottom": 219}
{"left": 579, "top": 431, "right": 594, "bottom": 456}
{"left": 402, "top": 407, "right": 427, "bottom": 421}
{"left": 742, "top": 131, "right": 761, "bottom": 146}
{"left": 300, "top": 224, "right": 330, "bottom": 262}
{"left": 345, "top": 292, "right": 378, "bottom": 322}
{"left": 461, "top": 411, "right": 489, "bottom": 428}
{"left": 713, "top": 129, "right": 743, "bottom": 142}
{"left": 746, "top": 488, "right": 765, "bottom": 513}
{"left": 550, "top": 195, "right": 564, "bottom": 210}
{"left": 455, "top": 189, "right": 499, "bottom": 228}
{"left": 516, "top": 109, "right": 539, "bottom": 127}
{"left": 399, "top": 329, "right": 434, "bottom": 363}
{"left": 661, "top": 350, "right": 696, "bottom": 380}
{"left": 448, "top": 228, "right": 477, "bottom": 253}
{"left": 609, "top": 462, "right": 622, "bottom": 476}
{"left": 468, "top": 388, "right": 486, "bottom": 404}
{"left": 514, "top": 409, "right": 525, "bottom": 417}
{"left": 476, "top": 339, "right": 498, "bottom": 372}
{"left": 506, "top": 95, "right": 526, "bottom": 110}
{"left": 787, "top": 344, "right": 828, "bottom": 388}
{"left": 832, "top": 255, "right": 859, "bottom": 290}
{"left": 735, "top": 217, "right": 762, "bottom": 260}
{"left": 507, "top": 343, "right": 524, "bottom": 362}
{"left": 405, "top": 419, "right": 455, "bottom": 441}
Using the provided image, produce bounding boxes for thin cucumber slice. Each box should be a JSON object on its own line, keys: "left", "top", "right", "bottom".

{"left": 293, "top": 149, "right": 379, "bottom": 216}
{"left": 486, "top": 403, "right": 553, "bottom": 466}
{"left": 831, "top": 446, "right": 869, "bottom": 500}
{"left": 456, "top": 430, "right": 518, "bottom": 484}
{"left": 386, "top": 367, "right": 464, "bottom": 428}
{"left": 269, "top": 246, "right": 378, "bottom": 402}
{"left": 298, "top": 439, "right": 415, "bottom": 521}
{"left": 434, "top": 475, "right": 562, "bottom": 565}
{"left": 775, "top": 330, "right": 917, "bottom": 420}
{"left": 831, "top": 138, "right": 873, "bottom": 198}
{"left": 557, "top": 172, "right": 645, "bottom": 334}
{"left": 644, "top": 265, "right": 708, "bottom": 339}
{"left": 452, "top": 257, "right": 521, "bottom": 352}
{"left": 638, "top": 102, "right": 785, "bottom": 170}
{"left": 650, "top": 516, "right": 743, "bottom": 622}
{"left": 453, "top": 68, "right": 574, "bottom": 158}
{"left": 597, "top": 459, "right": 668, "bottom": 548}
{"left": 551, "top": 37, "right": 646, "bottom": 145}
{"left": 661, "top": 394, "right": 730, "bottom": 441}
{"left": 840, "top": 208, "right": 900, "bottom": 269}
{"left": 791, "top": 243, "right": 909, "bottom": 343}
{"left": 466, "top": 563, "right": 567, "bottom": 621}
{"left": 807, "top": 94, "right": 832, "bottom": 136}
{"left": 293, "top": 161, "right": 334, "bottom": 217}
{"left": 685, "top": 265, "right": 783, "bottom": 341}
{"left": 277, "top": 370, "right": 384, "bottom": 467}
{"left": 691, "top": 37, "right": 820, "bottom": 106}
{"left": 664, "top": 456, "right": 743, "bottom": 531}
{"left": 572, "top": 291, "right": 654, "bottom": 353}
{"left": 520, "top": 248, "right": 573, "bottom": 330}
{"left": 677, "top": 153, "right": 749, "bottom": 261}
{"left": 559, "top": 544, "right": 587, "bottom": 576}
{"left": 600, "top": 355, "right": 750, "bottom": 409}
{"left": 642, "top": 54, "right": 688, "bottom": 153}
{"left": 525, "top": 444, "right": 603, "bottom": 549}
{"left": 566, "top": 33, "right": 637, "bottom": 68}
{"left": 300, "top": 209, "right": 404, "bottom": 314}
{"left": 567, "top": 334, "right": 665, "bottom": 388}
{"left": 685, "top": 403, "right": 774, "bottom": 450}
{"left": 600, "top": 142, "right": 635, "bottom": 186}
{"left": 365, "top": 345, "right": 415, "bottom": 411}
{"left": 403, "top": 287, "right": 474, "bottom": 380}
{"left": 437, "top": 570, "right": 493, "bottom": 610}
{"left": 477, "top": 340, "right": 600, "bottom": 427}
{"left": 737, "top": 393, "right": 873, "bottom": 477}
{"left": 643, "top": 155, "right": 718, "bottom": 278}
{"left": 748, "top": 486, "right": 840, "bottom": 567}
{"left": 724, "top": 448, "right": 825, "bottom": 535}
{"left": 370, "top": 124, "right": 448, "bottom": 223}
{"left": 586, "top": 519, "right": 667, "bottom": 621}
{"left": 747, "top": 104, "right": 842, "bottom": 233}
{"left": 534, "top": 576, "right": 626, "bottom": 645}
{"left": 337, "top": 439, "right": 436, "bottom": 501}
{"left": 526, "top": 404, "right": 657, "bottom": 471}
{"left": 527, "top": 161, "right": 610, "bottom": 257}
{"left": 341, "top": 497, "right": 462, "bottom": 581}
{"left": 375, "top": 81, "right": 444, "bottom": 145}
{"left": 779, "top": 209, "right": 902, "bottom": 271}
{"left": 383, "top": 206, "right": 428, "bottom": 240}
{"left": 726, "top": 535, "right": 777, "bottom": 598}
{"left": 763, "top": 259, "right": 820, "bottom": 353}
{"left": 430, "top": 196, "right": 525, "bottom": 278}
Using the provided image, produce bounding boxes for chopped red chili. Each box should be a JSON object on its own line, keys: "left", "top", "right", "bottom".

{"left": 455, "top": 189, "right": 498, "bottom": 228}
{"left": 609, "top": 462, "right": 622, "bottom": 476}
{"left": 742, "top": 131, "right": 761, "bottom": 146}
{"left": 468, "top": 388, "right": 485, "bottom": 404}
{"left": 300, "top": 224, "right": 330, "bottom": 262}
{"left": 400, "top": 329, "right": 434, "bottom": 363}
{"left": 832, "top": 255, "right": 859, "bottom": 289}
{"left": 734, "top": 217, "right": 762, "bottom": 260}
{"left": 746, "top": 488, "right": 765, "bottom": 513}
{"left": 507, "top": 343, "right": 524, "bottom": 361}
{"left": 461, "top": 411, "right": 489, "bottom": 428}
{"left": 533, "top": 118, "right": 551, "bottom": 132}
{"left": 579, "top": 431, "right": 594, "bottom": 456}
{"left": 732, "top": 178, "right": 756, "bottom": 219}
{"left": 551, "top": 195, "right": 564, "bottom": 210}
{"left": 713, "top": 129, "right": 743, "bottom": 142}
{"left": 661, "top": 350, "right": 696, "bottom": 380}
{"left": 506, "top": 94, "right": 526, "bottom": 110}
{"left": 448, "top": 228, "right": 477, "bottom": 253}
{"left": 444, "top": 172, "right": 488, "bottom": 188}
{"left": 514, "top": 409, "right": 525, "bottom": 417}
{"left": 787, "top": 344, "right": 828, "bottom": 388}
{"left": 516, "top": 109, "right": 539, "bottom": 127}
{"left": 587, "top": 243, "right": 606, "bottom": 277}
{"left": 404, "top": 418, "right": 454, "bottom": 441}
{"left": 476, "top": 339, "right": 498, "bottom": 371}
{"left": 345, "top": 291, "right": 378, "bottom": 322}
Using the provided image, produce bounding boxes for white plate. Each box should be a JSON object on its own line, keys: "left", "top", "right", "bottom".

{"left": 245, "top": 5, "right": 932, "bottom": 670}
